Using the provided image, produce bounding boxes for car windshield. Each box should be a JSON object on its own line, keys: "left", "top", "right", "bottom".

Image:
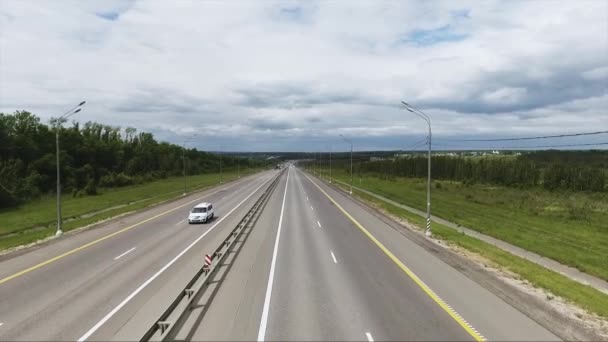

{"left": 192, "top": 207, "right": 207, "bottom": 213}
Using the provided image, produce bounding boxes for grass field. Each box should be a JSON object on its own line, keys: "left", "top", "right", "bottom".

{"left": 331, "top": 181, "right": 608, "bottom": 319}
{"left": 313, "top": 167, "right": 608, "bottom": 282}
{"left": 0, "top": 167, "right": 265, "bottom": 251}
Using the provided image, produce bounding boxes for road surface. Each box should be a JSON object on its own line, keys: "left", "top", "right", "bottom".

{"left": 0, "top": 170, "right": 278, "bottom": 341}
{"left": 174, "top": 166, "right": 559, "bottom": 341}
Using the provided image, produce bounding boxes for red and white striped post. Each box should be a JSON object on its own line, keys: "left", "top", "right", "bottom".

{"left": 204, "top": 253, "right": 213, "bottom": 273}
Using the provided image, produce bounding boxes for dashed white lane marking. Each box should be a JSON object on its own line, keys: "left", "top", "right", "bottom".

{"left": 316, "top": 220, "right": 322, "bottom": 228}
{"left": 311, "top": 205, "right": 314, "bottom": 211}
{"left": 113, "top": 247, "right": 136, "bottom": 260}
{"left": 330, "top": 251, "right": 337, "bottom": 264}
{"left": 0, "top": 322, "right": 4, "bottom": 327}
{"left": 365, "top": 332, "right": 374, "bottom": 342}
{"left": 306, "top": 196, "right": 309, "bottom": 201}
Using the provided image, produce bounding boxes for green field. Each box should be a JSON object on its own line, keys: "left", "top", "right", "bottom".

{"left": 313, "top": 167, "right": 608, "bottom": 282}
{"left": 333, "top": 182, "right": 608, "bottom": 319}
{"left": 0, "top": 168, "right": 264, "bottom": 251}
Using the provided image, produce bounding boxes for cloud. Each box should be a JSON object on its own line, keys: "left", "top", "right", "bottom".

{"left": 96, "top": 11, "right": 119, "bottom": 21}
{"left": 401, "top": 25, "right": 469, "bottom": 46}
{"left": 482, "top": 87, "right": 527, "bottom": 105}
{"left": 582, "top": 66, "right": 608, "bottom": 81}
{"left": 0, "top": 0, "right": 606, "bottom": 151}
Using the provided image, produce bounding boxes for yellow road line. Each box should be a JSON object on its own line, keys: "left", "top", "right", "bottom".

{"left": 0, "top": 177, "right": 254, "bottom": 286}
{"left": 303, "top": 172, "right": 486, "bottom": 342}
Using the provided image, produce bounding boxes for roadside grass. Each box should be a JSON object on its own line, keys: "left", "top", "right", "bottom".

{"left": 316, "top": 168, "right": 608, "bottom": 282}
{"left": 325, "top": 173, "right": 608, "bottom": 319}
{"left": 0, "top": 168, "right": 264, "bottom": 251}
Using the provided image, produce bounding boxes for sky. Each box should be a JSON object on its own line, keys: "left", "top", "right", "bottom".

{"left": 0, "top": 0, "right": 607, "bottom": 152}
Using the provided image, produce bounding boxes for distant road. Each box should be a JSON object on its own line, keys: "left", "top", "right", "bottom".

{"left": 173, "top": 167, "right": 559, "bottom": 341}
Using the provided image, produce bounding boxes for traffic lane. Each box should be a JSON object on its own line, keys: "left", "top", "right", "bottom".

{"left": 0, "top": 170, "right": 272, "bottom": 280}
{"left": 172, "top": 169, "right": 289, "bottom": 341}
{"left": 300, "top": 169, "right": 559, "bottom": 341}
{"left": 263, "top": 168, "right": 376, "bottom": 341}
{"left": 0, "top": 171, "right": 277, "bottom": 340}
{"left": 89, "top": 171, "right": 280, "bottom": 341}
{"left": 294, "top": 169, "right": 473, "bottom": 341}
{"left": 0, "top": 169, "right": 273, "bottom": 325}
{"left": 0, "top": 171, "right": 276, "bottom": 341}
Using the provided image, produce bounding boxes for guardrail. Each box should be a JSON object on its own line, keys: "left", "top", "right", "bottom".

{"left": 140, "top": 169, "right": 284, "bottom": 341}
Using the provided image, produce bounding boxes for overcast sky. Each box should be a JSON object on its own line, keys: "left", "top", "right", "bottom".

{"left": 1, "top": 0, "right": 606, "bottom": 152}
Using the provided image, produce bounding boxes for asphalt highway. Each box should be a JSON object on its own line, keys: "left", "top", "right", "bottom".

{"left": 0, "top": 170, "right": 278, "bottom": 341}
{"left": 0, "top": 166, "right": 561, "bottom": 341}
{"left": 179, "top": 166, "right": 560, "bottom": 341}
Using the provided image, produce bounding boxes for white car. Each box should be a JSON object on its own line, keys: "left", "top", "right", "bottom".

{"left": 188, "top": 202, "right": 214, "bottom": 224}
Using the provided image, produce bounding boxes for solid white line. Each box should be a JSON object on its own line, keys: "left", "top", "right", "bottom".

{"left": 316, "top": 220, "right": 321, "bottom": 228}
{"left": 366, "top": 332, "right": 374, "bottom": 342}
{"left": 113, "top": 247, "right": 136, "bottom": 260}
{"left": 330, "top": 251, "right": 337, "bottom": 263}
{"left": 257, "top": 168, "right": 290, "bottom": 341}
{"left": 77, "top": 175, "right": 275, "bottom": 342}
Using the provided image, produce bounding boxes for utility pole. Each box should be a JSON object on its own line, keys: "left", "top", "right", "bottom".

{"left": 54, "top": 101, "right": 86, "bottom": 237}
{"left": 402, "top": 101, "right": 432, "bottom": 237}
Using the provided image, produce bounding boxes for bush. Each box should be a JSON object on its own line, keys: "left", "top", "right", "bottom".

{"left": 0, "top": 186, "right": 18, "bottom": 207}
{"left": 84, "top": 179, "right": 97, "bottom": 195}
{"left": 99, "top": 172, "right": 134, "bottom": 187}
{"left": 567, "top": 201, "right": 591, "bottom": 221}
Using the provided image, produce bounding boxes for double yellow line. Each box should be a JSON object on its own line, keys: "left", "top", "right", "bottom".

{"left": 304, "top": 172, "right": 485, "bottom": 342}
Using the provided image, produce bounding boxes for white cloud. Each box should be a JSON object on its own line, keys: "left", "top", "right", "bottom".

{"left": 0, "top": 0, "right": 606, "bottom": 151}
{"left": 482, "top": 87, "right": 527, "bottom": 105}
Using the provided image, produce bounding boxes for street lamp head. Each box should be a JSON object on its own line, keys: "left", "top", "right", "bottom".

{"left": 74, "top": 108, "right": 82, "bottom": 114}
{"left": 401, "top": 101, "right": 409, "bottom": 106}
{"left": 407, "top": 108, "right": 414, "bottom": 113}
{"left": 78, "top": 101, "right": 86, "bottom": 106}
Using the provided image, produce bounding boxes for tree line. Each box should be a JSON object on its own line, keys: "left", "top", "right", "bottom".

{"left": 305, "top": 153, "right": 606, "bottom": 192}
{"left": 0, "top": 111, "right": 267, "bottom": 207}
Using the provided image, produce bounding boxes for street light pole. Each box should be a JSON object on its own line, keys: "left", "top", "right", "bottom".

{"left": 340, "top": 135, "right": 353, "bottom": 195}
{"left": 54, "top": 101, "right": 86, "bottom": 237}
{"left": 402, "top": 101, "right": 432, "bottom": 237}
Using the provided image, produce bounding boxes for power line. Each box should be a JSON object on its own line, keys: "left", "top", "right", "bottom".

{"left": 405, "top": 141, "right": 428, "bottom": 151}
{"left": 401, "top": 138, "right": 428, "bottom": 151}
{"left": 432, "top": 141, "right": 608, "bottom": 150}
{"left": 436, "top": 130, "right": 608, "bottom": 142}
